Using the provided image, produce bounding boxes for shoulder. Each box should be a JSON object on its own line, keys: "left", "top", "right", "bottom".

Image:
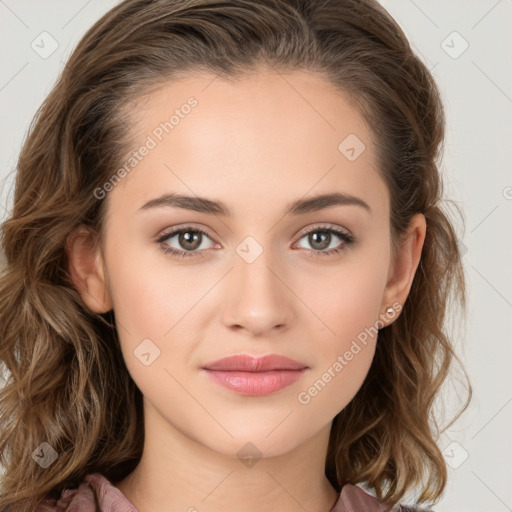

{"left": 36, "top": 473, "right": 138, "bottom": 512}
{"left": 332, "top": 484, "right": 436, "bottom": 512}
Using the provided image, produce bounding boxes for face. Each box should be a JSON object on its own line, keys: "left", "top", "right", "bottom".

{"left": 71, "top": 68, "right": 423, "bottom": 460}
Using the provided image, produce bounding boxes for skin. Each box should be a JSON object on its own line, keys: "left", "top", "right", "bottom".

{"left": 66, "top": 67, "right": 426, "bottom": 512}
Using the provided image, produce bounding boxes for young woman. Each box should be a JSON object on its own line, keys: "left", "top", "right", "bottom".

{"left": 0, "top": 0, "right": 472, "bottom": 511}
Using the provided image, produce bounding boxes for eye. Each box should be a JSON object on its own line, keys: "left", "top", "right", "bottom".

{"left": 293, "top": 225, "right": 355, "bottom": 258}
{"left": 156, "top": 226, "right": 216, "bottom": 259}
{"left": 155, "top": 224, "right": 356, "bottom": 259}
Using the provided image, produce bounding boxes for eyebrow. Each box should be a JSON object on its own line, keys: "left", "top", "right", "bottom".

{"left": 138, "top": 191, "right": 372, "bottom": 216}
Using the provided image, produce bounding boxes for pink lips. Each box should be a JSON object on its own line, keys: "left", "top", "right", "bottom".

{"left": 202, "top": 354, "right": 308, "bottom": 396}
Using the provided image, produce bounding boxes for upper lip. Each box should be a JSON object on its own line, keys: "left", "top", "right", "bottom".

{"left": 203, "top": 354, "right": 308, "bottom": 372}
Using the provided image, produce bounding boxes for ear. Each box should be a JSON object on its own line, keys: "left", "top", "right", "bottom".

{"left": 380, "top": 213, "right": 426, "bottom": 327}
{"left": 65, "top": 226, "right": 113, "bottom": 314}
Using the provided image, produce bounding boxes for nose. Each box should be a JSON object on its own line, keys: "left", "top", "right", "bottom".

{"left": 221, "top": 244, "right": 294, "bottom": 336}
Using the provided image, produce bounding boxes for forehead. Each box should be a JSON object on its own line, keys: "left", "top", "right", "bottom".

{"left": 127, "top": 68, "right": 372, "bottom": 152}
{"left": 106, "top": 68, "right": 388, "bottom": 221}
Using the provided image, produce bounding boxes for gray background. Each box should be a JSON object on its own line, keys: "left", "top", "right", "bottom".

{"left": 1, "top": 1, "right": 511, "bottom": 511}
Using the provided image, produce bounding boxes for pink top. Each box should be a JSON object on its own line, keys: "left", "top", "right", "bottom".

{"left": 35, "top": 472, "right": 429, "bottom": 512}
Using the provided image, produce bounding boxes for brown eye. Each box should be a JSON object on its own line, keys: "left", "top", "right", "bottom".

{"left": 156, "top": 227, "right": 215, "bottom": 258}
{"left": 307, "top": 231, "right": 332, "bottom": 251}
{"left": 175, "top": 230, "right": 203, "bottom": 251}
{"left": 295, "top": 226, "right": 355, "bottom": 258}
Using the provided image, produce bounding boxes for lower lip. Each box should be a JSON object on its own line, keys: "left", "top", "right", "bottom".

{"left": 203, "top": 369, "right": 307, "bottom": 396}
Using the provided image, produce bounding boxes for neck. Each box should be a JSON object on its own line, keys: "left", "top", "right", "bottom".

{"left": 114, "top": 401, "right": 339, "bottom": 512}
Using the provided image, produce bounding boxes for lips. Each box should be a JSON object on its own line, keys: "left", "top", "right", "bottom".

{"left": 202, "top": 354, "right": 308, "bottom": 372}
{"left": 202, "top": 354, "right": 309, "bottom": 396}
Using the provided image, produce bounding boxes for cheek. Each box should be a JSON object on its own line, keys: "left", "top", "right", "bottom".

{"left": 105, "top": 250, "right": 203, "bottom": 402}
{"left": 106, "top": 236, "right": 201, "bottom": 337}
{"left": 297, "top": 342, "right": 376, "bottom": 422}
{"left": 295, "top": 250, "right": 387, "bottom": 413}
{"left": 297, "top": 288, "right": 380, "bottom": 420}
{"left": 306, "top": 249, "right": 388, "bottom": 344}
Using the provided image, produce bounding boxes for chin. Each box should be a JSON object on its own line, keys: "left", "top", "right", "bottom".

{"left": 197, "top": 424, "right": 310, "bottom": 461}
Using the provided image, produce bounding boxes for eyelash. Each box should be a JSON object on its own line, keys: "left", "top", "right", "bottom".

{"left": 155, "top": 224, "right": 356, "bottom": 259}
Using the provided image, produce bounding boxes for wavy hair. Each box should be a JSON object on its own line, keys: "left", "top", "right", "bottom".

{"left": 0, "top": 0, "right": 472, "bottom": 510}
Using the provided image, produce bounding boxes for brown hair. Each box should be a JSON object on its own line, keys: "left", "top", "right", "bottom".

{"left": 0, "top": 0, "right": 472, "bottom": 510}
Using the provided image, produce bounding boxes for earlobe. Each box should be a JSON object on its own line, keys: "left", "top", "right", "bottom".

{"left": 65, "top": 226, "right": 113, "bottom": 314}
{"left": 380, "top": 213, "right": 426, "bottom": 324}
